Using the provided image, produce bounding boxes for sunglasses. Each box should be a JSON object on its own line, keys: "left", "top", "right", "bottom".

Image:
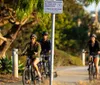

{"left": 31, "top": 37, "right": 35, "bottom": 40}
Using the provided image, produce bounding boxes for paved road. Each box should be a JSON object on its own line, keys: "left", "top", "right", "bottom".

{"left": 4, "top": 66, "right": 94, "bottom": 85}
{"left": 54, "top": 66, "right": 89, "bottom": 85}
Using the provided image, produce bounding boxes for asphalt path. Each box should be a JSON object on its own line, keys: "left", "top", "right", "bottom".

{"left": 54, "top": 66, "right": 92, "bottom": 85}
{"left": 4, "top": 66, "right": 99, "bottom": 85}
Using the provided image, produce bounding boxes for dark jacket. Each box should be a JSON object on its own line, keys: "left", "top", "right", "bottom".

{"left": 87, "top": 40, "right": 100, "bottom": 55}
{"left": 40, "top": 39, "right": 51, "bottom": 54}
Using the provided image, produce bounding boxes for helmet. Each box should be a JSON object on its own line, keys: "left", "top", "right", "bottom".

{"left": 30, "top": 34, "right": 37, "bottom": 39}
{"left": 42, "top": 31, "right": 48, "bottom": 36}
{"left": 90, "top": 34, "right": 97, "bottom": 38}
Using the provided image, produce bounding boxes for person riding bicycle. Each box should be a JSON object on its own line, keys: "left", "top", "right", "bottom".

{"left": 86, "top": 34, "right": 100, "bottom": 79}
{"left": 40, "top": 31, "right": 51, "bottom": 75}
{"left": 40, "top": 31, "right": 51, "bottom": 56}
{"left": 22, "top": 34, "right": 42, "bottom": 80}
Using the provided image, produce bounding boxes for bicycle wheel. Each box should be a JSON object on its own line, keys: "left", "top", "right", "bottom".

{"left": 38, "top": 62, "right": 45, "bottom": 84}
{"left": 93, "top": 65, "right": 96, "bottom": 79}
{"left": 88, "top": 64, "right": 94, "bottom": 81}
{"left": 22, "top": 67, "right": 32, "bottom": 85}
{"left": 45, "top": 59, "right": 51, "bottom": 78}
{"left": 46, "top": 62, "right": 50, "bottom": 78}
{"left": 42, "top": 61, "right": 47, "bottom": 78}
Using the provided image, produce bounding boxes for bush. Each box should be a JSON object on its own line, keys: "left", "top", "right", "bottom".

{"left": 0, "top": 56, "right": 24, "bottom": 74}
{"left": 54, "top": 49, "right": 82, "bottom": 67}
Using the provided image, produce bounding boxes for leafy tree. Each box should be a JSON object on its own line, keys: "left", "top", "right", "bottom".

{"left": 86, "top": 0, "right": 100, "bottom": 5}
{"left": 0, "top": 0, "right": 43, "bottom": 58}
{"left": 0, "top": 0, "right": 95, "bottom": 58}
{"left": 12, "top": 0, "right": 89, "bottom": 54}
{"left": 77, "top": 0, "right": 100, "bottom": 5}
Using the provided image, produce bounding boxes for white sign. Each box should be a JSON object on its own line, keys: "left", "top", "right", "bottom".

{"left": 44, "top": 0, "right": 63, "bottom": 14}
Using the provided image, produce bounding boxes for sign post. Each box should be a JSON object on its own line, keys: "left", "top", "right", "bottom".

{"left": 44, "top": 0, "right": 63, "bottom": 85}
{"left": 50, "top": 13, "right": 55, "bottom": 85}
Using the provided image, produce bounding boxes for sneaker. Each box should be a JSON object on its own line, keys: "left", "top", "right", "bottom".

{"left": 38, "top": 77, "right": 42, "bottom": 82}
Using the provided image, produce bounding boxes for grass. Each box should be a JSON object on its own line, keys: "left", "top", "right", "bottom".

{"left": 54, "top": 49, "right": 82, "bottom": 67}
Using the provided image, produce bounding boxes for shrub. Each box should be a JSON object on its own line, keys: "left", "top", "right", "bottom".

{"left": 0, "top": 56, "right": 24, "bottom": 74}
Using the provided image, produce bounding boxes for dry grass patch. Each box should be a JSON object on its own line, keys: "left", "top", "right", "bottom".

{"left": 0, "top": 74, "right": 21, "bottom": 84}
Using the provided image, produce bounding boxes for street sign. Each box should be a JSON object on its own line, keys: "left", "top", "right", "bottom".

{"left": 44, "top": 1, "right": 63, "bottom": 85}
{"left": 44, "top": 0, "right": 63, "bottom": 13}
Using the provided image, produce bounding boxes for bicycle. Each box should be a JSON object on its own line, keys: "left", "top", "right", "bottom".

{"left": 22, "top": 57, "right": 44, "bottom": 85}
{"left": 88, "top": 55, "right": 97, "bottom": 81}
{"left": 41, "top": 54, "right": 51, "bottom": 78}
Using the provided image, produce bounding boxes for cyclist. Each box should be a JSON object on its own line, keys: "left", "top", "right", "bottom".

{"left": 86, "top": 34, "right": 100, "bottom": 79}
{"left": 40, "top": 31, "right": 51, "bottom": 57}
{"left": 40, "top": 31, "right": 51, "bottom": 75}
{"left": 22, "top": 34, "right": 42, "bottom": 80}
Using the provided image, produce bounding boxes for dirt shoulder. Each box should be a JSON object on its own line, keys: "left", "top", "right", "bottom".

{"left": 0, "top": 74, "right": 21, "bottom": 85}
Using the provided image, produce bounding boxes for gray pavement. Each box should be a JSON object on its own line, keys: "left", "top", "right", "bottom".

{"left": 54, "top": 66, "right": 89, "bottom": 84}
{"left": 4, "top": 66, "right": 95, "bottom": 85}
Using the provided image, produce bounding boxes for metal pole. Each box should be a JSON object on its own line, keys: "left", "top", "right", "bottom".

{"left": 50, "top": 13, "right": 55, "bottom": 85}
{"left": 12, "top": 48, "right": 18, "bottom": 77}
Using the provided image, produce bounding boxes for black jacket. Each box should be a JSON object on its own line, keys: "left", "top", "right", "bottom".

{"left": 40, "top": 39, "right": 51, "bottom": 54}
{"left": 87, "top": 40, "right": 100, "bottom": 55}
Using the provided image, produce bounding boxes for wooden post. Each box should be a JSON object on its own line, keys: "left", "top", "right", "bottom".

{"left": 82, "top": 49, "right": 85, "bottom": 66}
{"left": 12, "top": 48, "right": 18, "bottom": 77}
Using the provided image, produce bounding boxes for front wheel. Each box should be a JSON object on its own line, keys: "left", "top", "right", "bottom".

{"left": 88, "top": 65, "right": 94, "bottom": 81}
{"left": 22, "top": 67, "right": 32, "bottom": 85}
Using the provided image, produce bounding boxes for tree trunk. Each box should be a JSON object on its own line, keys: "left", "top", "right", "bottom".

{"left": 0, "top": 24, "right": 21, "bottom": 58}
{"left": 0, "top": 16, "right": 38, "bottom": 58}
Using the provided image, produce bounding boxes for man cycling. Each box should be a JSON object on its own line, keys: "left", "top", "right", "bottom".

{"left": 86, "top": 34, "right": 100, "bottom": 79}
{"left": 40, "top": 31, "right": 51, "bottom": 75}
{"left": 22, "top": 34, "right": 42, "bottom": 80}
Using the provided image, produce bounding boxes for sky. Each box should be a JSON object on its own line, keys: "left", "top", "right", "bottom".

{"left": 84, "top": 2, "right": 100, "bottom": 12}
